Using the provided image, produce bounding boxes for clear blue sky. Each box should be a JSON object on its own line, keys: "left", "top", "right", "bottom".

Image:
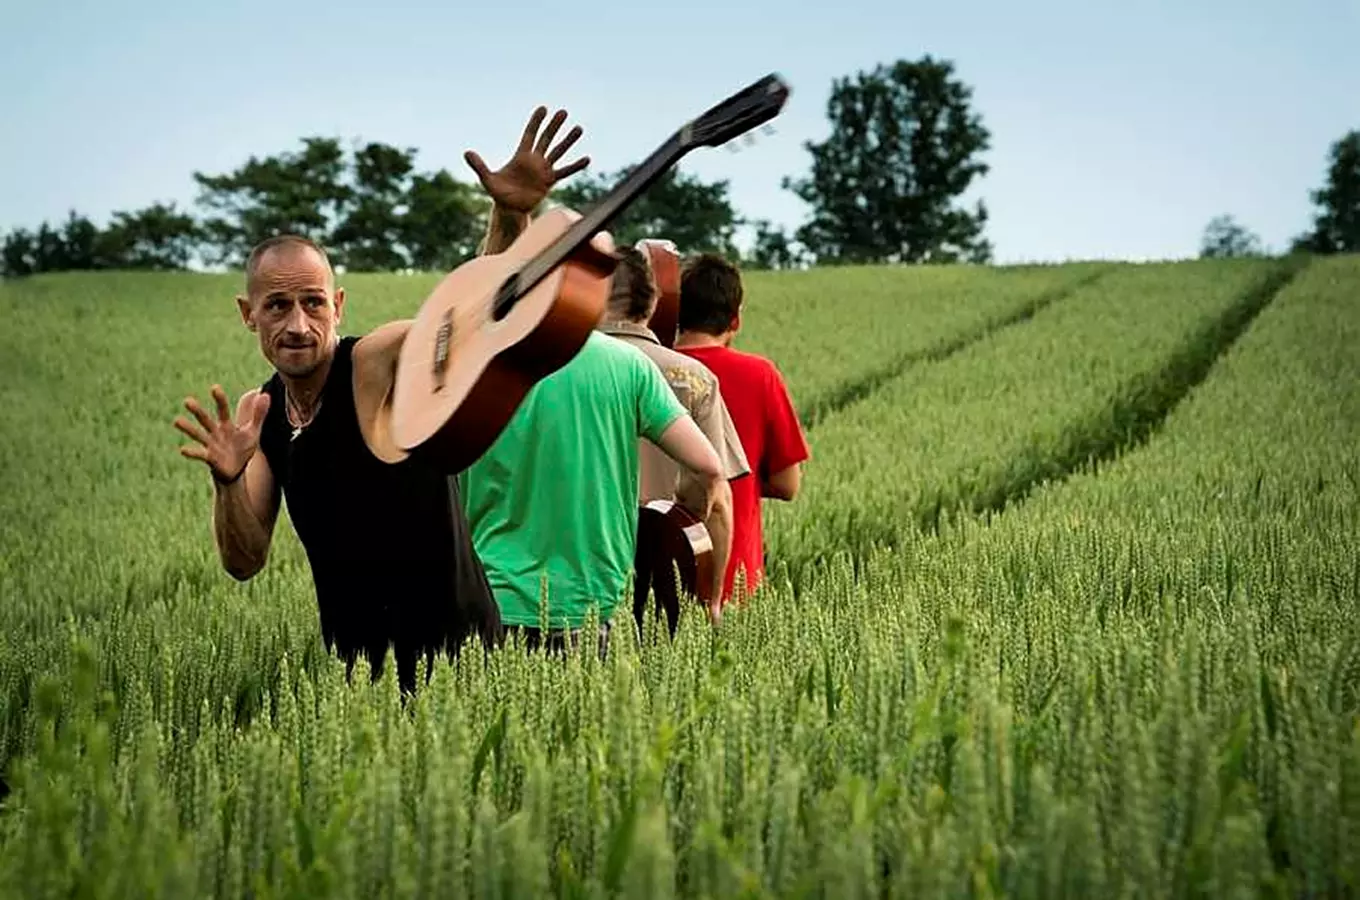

{"left": 3, "top": 0, "right": 1355, "bottom": 264}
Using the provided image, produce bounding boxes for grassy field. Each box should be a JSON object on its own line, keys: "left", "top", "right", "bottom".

{"left": 0, "top": 252, "right": 1357, "bottom": 898}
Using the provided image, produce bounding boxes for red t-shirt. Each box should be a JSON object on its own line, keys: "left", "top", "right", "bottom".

{"left": 677, "top": 344, "right": 810, "bottom": 602}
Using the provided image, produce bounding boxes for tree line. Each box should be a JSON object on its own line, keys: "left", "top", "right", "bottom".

{"left": 4, "top": 56, "right": 1357, "bottom": 279}
{"left": 1199, "top": 129, "right": 1360, "bottom": 259}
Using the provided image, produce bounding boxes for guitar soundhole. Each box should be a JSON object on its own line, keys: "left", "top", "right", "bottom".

{"left": 490, "top": 273, "right": 522, "bottom": 322}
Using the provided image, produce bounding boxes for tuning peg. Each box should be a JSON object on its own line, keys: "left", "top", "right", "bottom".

{"left": 761, "top": 123, "right": 776, "bottom": 137}
{"left": 743, "top": 132, "right": 757, "bottom": 146}
{"left": 726, "top": 142, "right": 740, "bottom": 153}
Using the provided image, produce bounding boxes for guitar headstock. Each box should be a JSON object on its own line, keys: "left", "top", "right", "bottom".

{"left": 680, "top": 73, "right": 790, "bottom": 151}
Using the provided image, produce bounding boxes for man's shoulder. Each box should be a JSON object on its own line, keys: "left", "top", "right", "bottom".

{"left": 546, "top": 331, "right": 634, "bottom": 380}
{"left": 584, "top": 329, "right": 648, "bottom": 363}
{"left": 539, "top": 332, "right": 657, "bottom": 403}
{"left": 653, "top": 345, "right": 721, "bottom": 404}
{"left": 593, "top": 332, "right": 680, "bottom": 385}
{"left": 730, "top": 345, "right": 780, "bottom": 371}
{"left": 684, "top": 344, "right": 780, "bottom": 384}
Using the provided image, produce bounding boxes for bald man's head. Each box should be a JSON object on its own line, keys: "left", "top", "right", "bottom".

{"left": 244, "top": 235, "right": 334, "bottom": 295}
{"left": 235, "top": 234, "right": 345, "bottom": 379}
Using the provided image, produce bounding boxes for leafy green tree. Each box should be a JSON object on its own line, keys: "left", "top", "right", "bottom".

{"left": 189, "top": 137, "right": 490, "bottom": 271}
{"left": 1291, "top": 129, "right": 1360, "bottom": 254}
{"left": 1199, "top": 214, "right": 1263, "bottom": 258}
{"left": 32, "top": 220, "right": 71, "bottom": 272}
{"left": 784, "top": 56, "right": 992, "bottom": 265}
{"left": 2, "top": 203, "right": 201, "bottom": 276}
{"left": 1, "top": 229, "right": 35, "bottom": 277}
{"left": 57, "top": 212, "right": 103, "bottom": 269}
{"left": 100, "top": 203, "right": 202, "bottom": 269}
{"left": 328, "top": 142, "right": 417, "bottom": 271}
{"left": 401, "top": 170, "right": 490, "bottom": 270}
{"left": 191, "top": 137, "right": 352, "bottom": 267}
{"left": 745, "top": 219, "right": 807, "bottom": 270}
{"left": 548, "top": 166, "right": 742, "bottom": 257}
{"left": 3, "top": 132, "right": 755, "bottom": 276}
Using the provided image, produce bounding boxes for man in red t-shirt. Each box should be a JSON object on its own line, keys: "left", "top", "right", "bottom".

{"left": 674, "top": 253, "right": 810, "bottom": 603}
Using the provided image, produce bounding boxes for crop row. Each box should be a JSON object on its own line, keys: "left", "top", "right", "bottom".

{"left": 736, "top": 262, "right": 1109, "bottom": 425}
{"left": 762, "top": 254, "right": 1302, "bottom": 587}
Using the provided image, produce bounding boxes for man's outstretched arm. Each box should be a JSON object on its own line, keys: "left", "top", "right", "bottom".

{"left": 175, "top": 385, "right": 281, "bottom": 580}
{"left": 480, "top": 206, "right": 530, "bottom": 256}
{"left": 464, "top": 106, "right": 591, "bottom": 256}
{"left": 213, "top": 451, "right": 280, "bottom": 580}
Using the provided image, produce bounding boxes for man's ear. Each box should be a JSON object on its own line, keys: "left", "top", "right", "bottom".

{"left": 236, "top": 294, "right": 256, "bottom": 331}
{"left": 333, "top": 286, "right": 346, "bottom": 323}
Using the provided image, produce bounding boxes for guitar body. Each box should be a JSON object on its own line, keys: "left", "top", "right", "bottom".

{"left": 637, "top": 239, "right": 681, "bottom": 348}
{"left": 633, "top": 498, "right": 714, "bottom": 636}
{"left": 390, "top": 208, "right": 617, "bottom": 472}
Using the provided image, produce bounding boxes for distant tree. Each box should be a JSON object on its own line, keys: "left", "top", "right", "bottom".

{"left": 1, "top": 229, "right": 35, "bottom": 277}
{"left": 1291, "top": 129, "right": 1360, "bottom": 254}
{"left": 32, "top": 219, "right": 72, "bottom": 272}
{"left": 745, "top": 218, "right": 807, "bottom": 270}
{"left": 401, "top": 169, "right": 490, "bottom": 270}
{"left": 5, "top": 132, "right": 754, "bottom": 277}
{"left": 1199, "top": 214, "right": 1263, "bottom": 258}
{"left": 190, "top": 137, "right": 489, "bottom": 271}
{"left": 328, "top": 141, "right": 418, "bottom": 272}
{"left": 99, "top": 202, "right": 203, "bottom": 269}
{"left": 548, "top": 166, "right": 742, "bottom": 257}
{"left": 191, "top": 137, "right": 352, "bottom": 267}
{"left": 58, "top": 211, "right": 103, "bottom": 269}
{"left": 2, "top": 213, "right": 105, "bottom": 274}
{"left": 784, "top": 56, "right": 992, "bottom": 265}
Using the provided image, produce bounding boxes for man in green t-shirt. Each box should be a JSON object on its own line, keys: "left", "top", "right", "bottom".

{"left": 457, "top": 328, "right": 730, "bottom": 646}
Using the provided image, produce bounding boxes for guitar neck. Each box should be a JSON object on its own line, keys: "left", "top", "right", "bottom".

{"left": 494, "top": 133, "right": 688, "bottom": 315}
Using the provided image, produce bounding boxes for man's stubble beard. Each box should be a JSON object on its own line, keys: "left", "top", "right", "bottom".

{"left": 270, "top": 333, "right": 338, "bottom": 380}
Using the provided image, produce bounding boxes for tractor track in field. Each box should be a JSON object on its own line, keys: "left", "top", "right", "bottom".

{"left": 800, "top": 267, "right": 1113, "bottom": 431}
{"left": 951, "top": 254, "right": 1312, "bottom": 530}
{"left": 776, "top": 255, "right": 1309, "bottom": 592}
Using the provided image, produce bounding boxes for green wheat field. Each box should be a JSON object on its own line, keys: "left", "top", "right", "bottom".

{"left": 0, "top": 251, "right": 1357, "bottom": 898}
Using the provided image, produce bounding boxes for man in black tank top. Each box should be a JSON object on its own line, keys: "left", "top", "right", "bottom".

{"left": 171, "top": 106, "right": 592, "bottom": 692}
{"left": 255, "top": 334, "right": 500, "bottom": 690}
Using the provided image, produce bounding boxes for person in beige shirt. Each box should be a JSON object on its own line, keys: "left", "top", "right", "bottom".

{"left": 599, "top": 244, "right": 751, "bottom": 615}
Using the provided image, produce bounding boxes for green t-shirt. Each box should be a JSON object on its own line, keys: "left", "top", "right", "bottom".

{"left": 457, "top": 331, "right": 687, "bottom": 629}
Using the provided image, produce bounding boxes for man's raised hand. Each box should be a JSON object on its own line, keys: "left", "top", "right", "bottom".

{"left": 174, "top": 385, "right": 271, "bottom": 485}
{"left": 464, "top": 106, "right": 591, "bottom": 214}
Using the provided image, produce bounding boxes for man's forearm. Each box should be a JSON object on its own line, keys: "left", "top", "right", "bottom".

{"left": 682, "top": 475, "right": 732, "bottom": 602}
{"left": 479, "top": 204, "right": 530, "bottom": 255}
{"left": 704, "top": 480, "right": 734, "bottom": 602}
{"left": 212, "top": 477, "right": 270, "bottom": 580}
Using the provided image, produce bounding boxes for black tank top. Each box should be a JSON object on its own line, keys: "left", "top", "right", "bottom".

{"left": 258, "top": 336, "right": 502, "bottom": 687}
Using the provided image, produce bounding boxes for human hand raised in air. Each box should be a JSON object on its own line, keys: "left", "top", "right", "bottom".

{"left": 174, "top": 385, "right": 271, "bottom": 484}
{"left": 464, "top": 106, "right": 591, "bottom": 213}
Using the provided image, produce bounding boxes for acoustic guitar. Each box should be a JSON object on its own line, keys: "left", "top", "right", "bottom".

{"left": 637, "top": 238, "right": 681, "bottom": 348}
{"left": 633, "top": 498, "right": 714, "bottom": 637}
{"left": 389, "top": 74, "right": 791, "bottom": 472}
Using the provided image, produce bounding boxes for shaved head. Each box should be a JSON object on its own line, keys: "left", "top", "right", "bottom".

{"left": 236, "top": 233, "right": 345, "bottom": 379}
{"left": 245, "top": 235, "right": 334, "bottom": 295}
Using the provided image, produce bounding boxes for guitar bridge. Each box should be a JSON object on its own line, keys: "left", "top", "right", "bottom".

{"left": 432, "top": 309, "right": 454, "bottom": 392}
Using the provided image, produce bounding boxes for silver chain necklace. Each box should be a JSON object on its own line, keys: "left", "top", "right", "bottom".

{"left": 286, "top": 388, "right": 322, "bottom": 441}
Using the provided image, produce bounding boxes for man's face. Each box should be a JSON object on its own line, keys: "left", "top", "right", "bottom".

{"left": 236, "top": 245, "right": 345, "bottom": 378}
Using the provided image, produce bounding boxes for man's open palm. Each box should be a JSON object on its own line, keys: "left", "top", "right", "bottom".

{"left": 174, "top": 385, "right": 271, "bottom": 483}
{"left": 464, "top": 106, "right": 591, "bottom": 214}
